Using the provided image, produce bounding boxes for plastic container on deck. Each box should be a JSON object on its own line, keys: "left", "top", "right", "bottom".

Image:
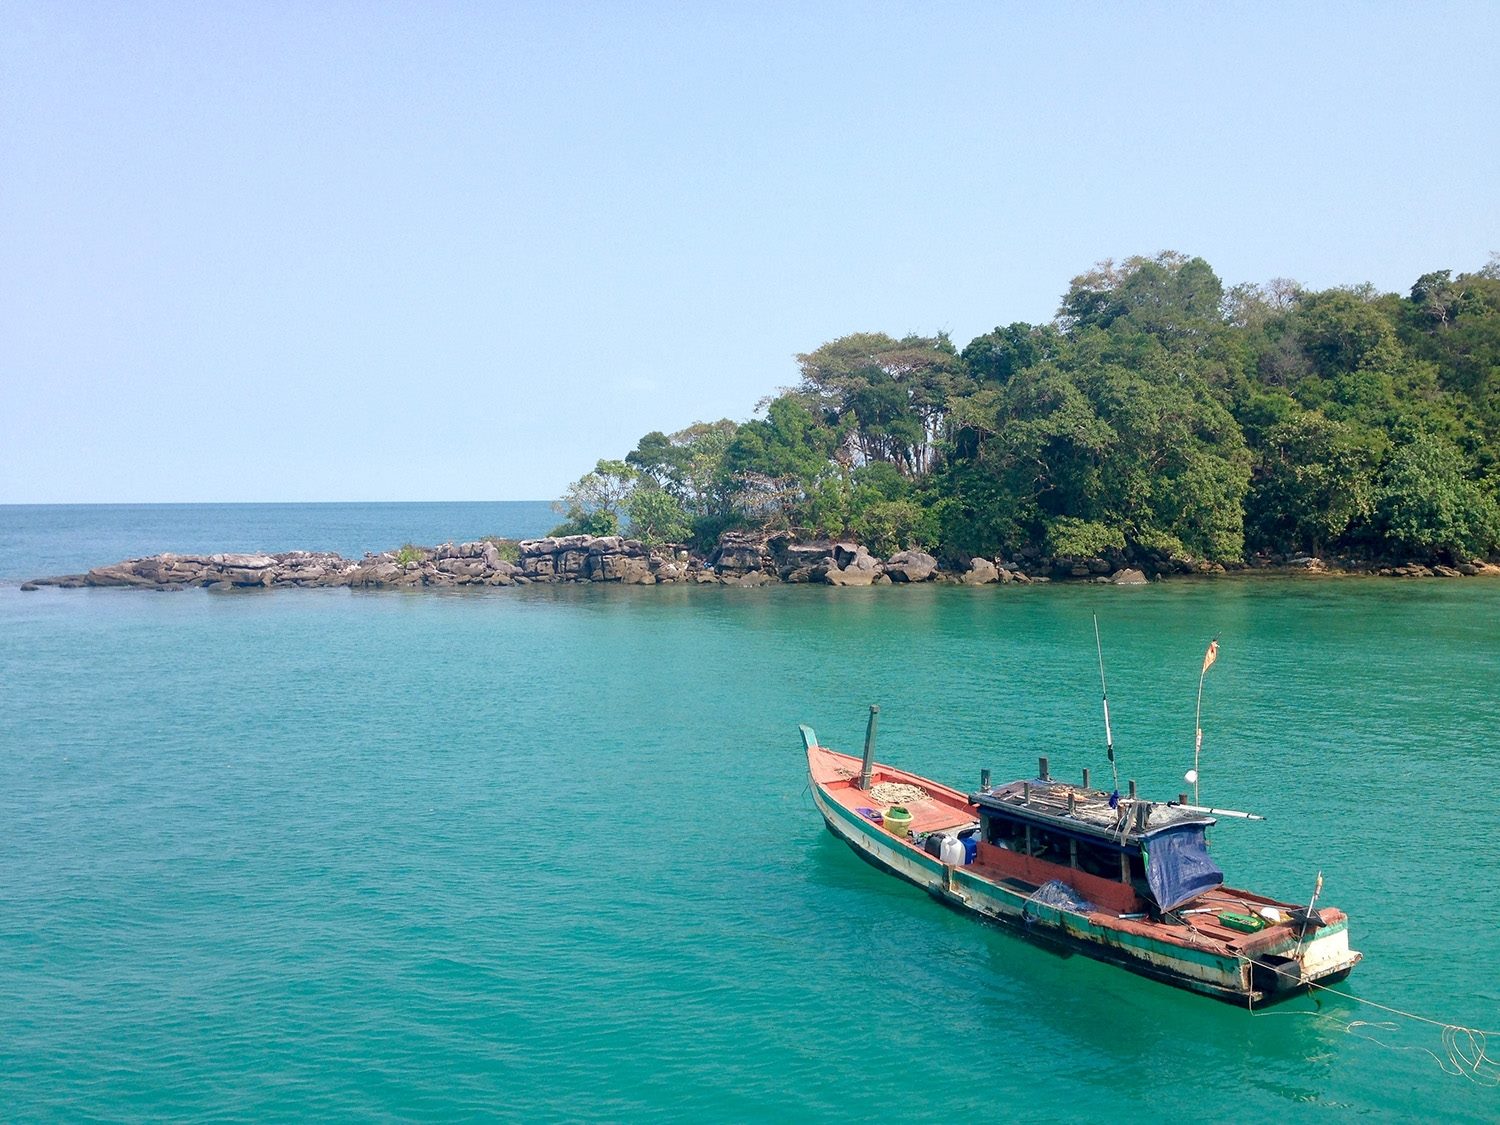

{"left": 884, "top": 806, "right": 913, "bottom": 838}
{"left": 961, "top": 835, "right": 978, "bottom": 865}
{"left": 939, "top": 835, "right": 966, "bottom": 866}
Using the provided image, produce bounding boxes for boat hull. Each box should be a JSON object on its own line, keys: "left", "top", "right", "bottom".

{"left": 810, "top": 762, "right": 1359, "bottom": 1007}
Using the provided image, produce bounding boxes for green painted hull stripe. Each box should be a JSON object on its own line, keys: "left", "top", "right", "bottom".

{"left": 819, "top": 786, "right": 944, "bottom": 877}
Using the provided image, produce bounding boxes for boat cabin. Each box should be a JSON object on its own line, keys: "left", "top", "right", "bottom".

{"left": 969, "top": 766, "right": 1224, "bottom": 917}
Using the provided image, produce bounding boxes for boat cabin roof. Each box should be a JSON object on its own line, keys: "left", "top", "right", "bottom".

{"left": 970, "top": 778, "right": 1215, "bottom": 851}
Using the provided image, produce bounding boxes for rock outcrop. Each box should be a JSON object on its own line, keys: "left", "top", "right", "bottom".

{"left": 514, "top": 535, "right": 668, "bottom": 585}
{"left": 823, "top": 543, "right": 884, "bottom": 586}
{"left": 64, "top": 551, "right": 360, "bottom": 590}
{"left": 29, "top": 536, "right": 685, "bottom": 592}
{"left": 961, "top": 557, "right": 999, "bottom": 585}
{"left": 31, "top": 530, "right": 1486, "bottom": 594}
{"left": 884, "top": 550, "right": 938, "bottom": 582}
{"left": 707, "top": 532, "right": 771, "bottom": 580}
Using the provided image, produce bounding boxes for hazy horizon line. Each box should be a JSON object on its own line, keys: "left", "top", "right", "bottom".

{"left": 0, "top": 498, "right": 556, "bottom": 507}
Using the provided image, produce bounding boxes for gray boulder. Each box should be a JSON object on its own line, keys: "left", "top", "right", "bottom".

{"left": 782, "top": 543, "right": 834, "bottom": 567}
{"left": 824, "top": 564, "right": 877, "bottom": 587}
{"left": 588, "top": 553, "right": 646, "bottom": 581}
{"left": 885, "top": 550, "right": 937, "bottom": 582}
{"left": 714, "top": 545, "right": 764, "bottom": 576}
{"left": 962, "top": 558, "right": 999, "bottom": 585}
{"left": 210, "top": 553, "right": 278, "bottom": 570}
{"left": 85, "top": 561, "right": 159, "bottom": 587}
{"left": 832, "top": 542, "right": 866, "bottom": 569}
{"left": 620, "top": 559, "right": 656, "bottom": 584}
{"left": 522, "top": 553, "right": 555, "bottom": 578}
{"left": 651, "top": 558, "right": 686, "bottom": 583}
{"left": 1110, "top": 568, "right": 1148, "bottom": 586}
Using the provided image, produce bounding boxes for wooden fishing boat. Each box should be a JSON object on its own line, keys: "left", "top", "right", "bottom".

{"left": 803, "top": 714, "right": 1361, "bottom": 1006}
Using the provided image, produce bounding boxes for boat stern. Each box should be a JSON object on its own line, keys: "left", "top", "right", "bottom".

{"left": 1302, "top": 920, "right": 1362, "bottom": 980}
{"left": 1249, "top": 911, "right": 1363, "bottom": 999}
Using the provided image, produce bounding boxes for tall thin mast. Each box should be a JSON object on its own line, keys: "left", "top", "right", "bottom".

{"left": 1193, "top": 637, "right": 1219, "bottom": 805}
{"left": 1093, "top": 614, "right": 1120, "bottom": 800}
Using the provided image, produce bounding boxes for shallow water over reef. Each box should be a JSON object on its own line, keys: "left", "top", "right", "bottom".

{"left": 3, "top": 509, "right": 1498, "bottom": 1119}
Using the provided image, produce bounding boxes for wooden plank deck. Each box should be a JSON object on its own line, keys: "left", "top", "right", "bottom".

{"left": 808, "top": 745, "right": 977, "bottom": 836}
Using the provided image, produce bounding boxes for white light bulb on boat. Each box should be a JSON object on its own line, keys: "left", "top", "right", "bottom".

{"left": 1184, "top": 769, "right": 1198, "bottom": 785}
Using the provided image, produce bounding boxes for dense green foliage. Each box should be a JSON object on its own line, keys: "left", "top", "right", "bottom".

{"left": 558, "top": 253, "right": 1500, "bottom": 564}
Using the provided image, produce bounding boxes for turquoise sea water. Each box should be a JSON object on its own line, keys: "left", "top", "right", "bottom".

{"left": 2, "top": 506, "right": 1498, "bottom": 1120}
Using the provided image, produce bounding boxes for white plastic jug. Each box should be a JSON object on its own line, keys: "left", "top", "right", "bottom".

{"left": 939, "top": 834, "right": 966, "bottom": 866}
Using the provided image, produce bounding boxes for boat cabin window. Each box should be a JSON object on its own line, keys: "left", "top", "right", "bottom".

{"left": 984, "top": 810, "right": 1032, "bottom": 852}
{"left": 1027, "top": 828, "right": 1067, "bottom": 863}
{"left": 983, "top": 813, "right": 1027, "bottom": 851}
{"left": 1074, "top": 839, "right": 1121, "bottom": 879}
{"left": 983, "top": 810, "right": 1142, "bottom": 883}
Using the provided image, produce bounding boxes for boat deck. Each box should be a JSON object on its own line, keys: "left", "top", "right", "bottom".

{"left": 808, "top": 745, "right": 977, "bottom": 836}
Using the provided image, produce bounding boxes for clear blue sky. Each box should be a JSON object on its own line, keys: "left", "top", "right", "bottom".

{"left": 3, "top": 2, "right": 1497, "bottom": 503}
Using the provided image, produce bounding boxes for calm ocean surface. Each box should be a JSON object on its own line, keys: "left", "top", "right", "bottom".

{"left": 2, "top": 504, "right": 1498, "bottom": 1121}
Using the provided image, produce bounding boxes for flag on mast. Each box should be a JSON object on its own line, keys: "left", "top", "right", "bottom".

{"left": 1201, "top": 639, "right": 1219, "bottom": 676}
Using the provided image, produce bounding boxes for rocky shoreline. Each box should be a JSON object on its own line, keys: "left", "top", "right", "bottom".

{"left": 20, "top": 530, "right": 1500, "bottom": 592}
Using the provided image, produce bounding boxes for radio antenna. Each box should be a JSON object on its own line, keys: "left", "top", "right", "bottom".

{"left": 1093, "top": 614, "right": 1121, "bottom": 802}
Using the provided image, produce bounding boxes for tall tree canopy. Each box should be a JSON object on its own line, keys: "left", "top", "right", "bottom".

{"left": 558, "top": 252, "right": 1500, "bottom": 566}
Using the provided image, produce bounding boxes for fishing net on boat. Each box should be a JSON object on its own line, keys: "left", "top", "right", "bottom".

{"left": 1026, "top": 880, "right": 1097, "bottom": 915}
{"left": 868, "top": 781, "right": 929, "bottom": 806}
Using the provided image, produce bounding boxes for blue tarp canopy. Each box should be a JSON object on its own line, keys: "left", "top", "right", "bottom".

{"left": 1144, "top": 824, "right": 1223, "bottom": 912}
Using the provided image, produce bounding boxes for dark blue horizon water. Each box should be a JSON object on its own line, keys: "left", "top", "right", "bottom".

{"left": 3, "top": 505, "right": 1499, "bottom": 1120}
{"left": 0, "top": 501, "right": 557, "bottom": 583}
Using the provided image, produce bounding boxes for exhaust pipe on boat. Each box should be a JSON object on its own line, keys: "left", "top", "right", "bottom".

{"left": 859, "top": 705, "right": 879, "bottom": 790}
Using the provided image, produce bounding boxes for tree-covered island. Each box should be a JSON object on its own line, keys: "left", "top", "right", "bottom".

{"left": 553, "top": 252, "right": 1500, "bottom": 577}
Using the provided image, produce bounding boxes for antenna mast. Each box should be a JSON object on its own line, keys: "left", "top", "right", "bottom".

{"left": 1193, "top": 637, "right": 1219, "bottom": 805}
{"left": 1093, "top": 614, "right": 1120, "bottom": 799}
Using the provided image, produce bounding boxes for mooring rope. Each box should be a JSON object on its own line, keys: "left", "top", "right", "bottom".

{"left": 1242, "top": 955, "right": 1500, "bottom": 1086}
